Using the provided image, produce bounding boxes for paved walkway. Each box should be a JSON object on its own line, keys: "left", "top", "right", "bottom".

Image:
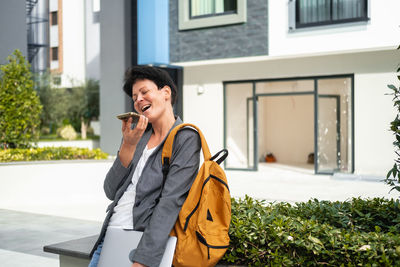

{"left": 0, "top": 160, "right": 399, "bottom": 266}
{"left": 0, "top": 209, "right": 101, "bottom": 267}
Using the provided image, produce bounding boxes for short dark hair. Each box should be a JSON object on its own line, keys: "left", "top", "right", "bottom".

{"left": 123, "top": 66, "right": 177, "bottom": 105}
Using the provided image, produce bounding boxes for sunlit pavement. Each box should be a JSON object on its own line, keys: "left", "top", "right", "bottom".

{"left": 0, "top": 160, "right": 398, "bottom": 266}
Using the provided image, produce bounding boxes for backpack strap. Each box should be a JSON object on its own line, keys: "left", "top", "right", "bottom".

{"left": 161, "top": 123, "right": 211, "bottom": 180}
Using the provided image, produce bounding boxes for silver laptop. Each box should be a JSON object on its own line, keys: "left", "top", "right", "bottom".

{"left": 98, "top": 227, "right": 177, "bottom": 267}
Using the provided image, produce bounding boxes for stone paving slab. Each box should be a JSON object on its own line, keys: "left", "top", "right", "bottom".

{"left": 0, "top": 249, "right": 58, "bottom": 267}
{"left": 0, "top": 209, "right": 101, "bottom": 266}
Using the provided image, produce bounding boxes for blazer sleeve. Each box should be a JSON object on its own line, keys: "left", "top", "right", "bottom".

{"left": 132, "top": 128, "right": 201, "bottom": 267}
{"left": 103, "top": 153, "right": 132, "bottom": 200}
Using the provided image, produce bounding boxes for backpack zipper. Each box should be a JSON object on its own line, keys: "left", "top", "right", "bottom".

{"left": 183, "top": 174, "right": 229, "bottom": 231}
{"left": 195, "top": 231, "right": 229, "bottom": 259}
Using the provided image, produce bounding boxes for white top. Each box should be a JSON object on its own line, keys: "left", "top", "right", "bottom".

{"left": 108, "top": 145, "right": 157, "bottom": 229}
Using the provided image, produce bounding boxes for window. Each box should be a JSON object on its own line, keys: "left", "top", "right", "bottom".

{"left": 190, "top": 0, "right": 237, "bottom": 18}
{"left": 50, "top": 11, "right": 58, "bottom": 26}
{"left": 51, "top": 47, "right": 58, "bottom": 61}
{"left": 289, "top": 0, "right": 368, "bottom": 30}
{"left": 179, "top": 0, "right": 246, "bottom": 30}
{"left": 224, "top": 75, "right": 354, "bottom": 174}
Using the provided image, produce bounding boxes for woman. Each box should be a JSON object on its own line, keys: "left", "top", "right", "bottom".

{"left": 89, "top": 66, "right": 201, "bottom": 267}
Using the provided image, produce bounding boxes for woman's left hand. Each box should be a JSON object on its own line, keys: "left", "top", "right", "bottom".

{"left": 132, "top": 262, "right": 147, "bottom": 267}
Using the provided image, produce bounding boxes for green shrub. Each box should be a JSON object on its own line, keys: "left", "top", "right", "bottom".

{"left": 0, "top": 50, "right": 42, "bottom": 148}
{"left": 273, "top": 198, "right": 400, "bottom": 234}
{"left": 223, "top": 196, "right": 400, "bottom": 266}
{"left": 37, "top": 77, "right": 99, "bottom": 137}
{"left": 0, "top": 147, "right": 108, "bottom": 162}
{"left": 57, "top": 124, "right": 77, "bottom": 140}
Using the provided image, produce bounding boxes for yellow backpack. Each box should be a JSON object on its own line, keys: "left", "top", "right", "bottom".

{"left": 161, "top": 123, "right": 231, "bottom": 267}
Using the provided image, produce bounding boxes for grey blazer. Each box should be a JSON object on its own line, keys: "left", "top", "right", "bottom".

{"left": 90, "top": 118, "right": 201, "bottom": 267}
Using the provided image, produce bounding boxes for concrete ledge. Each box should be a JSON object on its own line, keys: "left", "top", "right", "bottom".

{"left": 332, "top": 173, "right": 385, "bottom": 182}
{"left": 0, "top": 158, "right": 114, "bottom": 166}
{"left": 44, "top": 235, "right": 98, "bottom": 260}
{"left": 37, "top": 140, "right": 100, "bottom": 149}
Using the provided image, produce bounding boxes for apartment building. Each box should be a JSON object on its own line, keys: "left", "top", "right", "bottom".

{"left": 100, "top": 0, "right": 400, "bottom": 177}
{"left": 48, "top": 0, "right": 99, "bottom": 87}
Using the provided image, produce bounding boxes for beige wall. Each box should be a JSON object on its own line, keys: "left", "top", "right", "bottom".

{"left": 355, "top": 73, "right": 397, "bottom": 176}
{"left": 224, "top": 83, "right": 253, "bottom": 168}
{"left": 258, "top": 95, "right": 314, "bottom": 164}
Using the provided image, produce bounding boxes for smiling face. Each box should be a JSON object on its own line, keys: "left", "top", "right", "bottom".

{"left": 132, "top": 79, "right": 172, "bottom": 123}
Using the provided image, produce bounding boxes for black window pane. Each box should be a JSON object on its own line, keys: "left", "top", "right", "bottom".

{"left": 51, "top": 11, "right": 58, "bottom": 25}
{"left": 298, "top": 0, "right": 331, "bottom": 24}
{"left": 223, "top": 0, "right": 237, "bottom": 12}
{"left": 51, "top": 47, "right": 58, "bottom": 61}
{"left": 332, "top": 0, "right": 366, "bottom": 20}
{"left": 296, "top": 0, "right": 368, "bottom": 28}
{"left": 190, "top": 0, "right": 237, "bottom": 18}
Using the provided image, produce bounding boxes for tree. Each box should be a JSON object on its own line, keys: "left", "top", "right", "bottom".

{"left": 37, "top": 73, "right": 70, "bottom": 132}
{"left": 37, "top": 78, "right": 99, "bottom": 138}
{"left": 386, "top": 45, "right": 400, "bottom": 193}
{"left": 67, "top": 79, "right": 99, "bottom": 139}
{"left": 0, "top": 50, "right": 42, "bottom": 148}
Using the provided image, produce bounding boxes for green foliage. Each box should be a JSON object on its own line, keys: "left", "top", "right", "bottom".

{"left": 57, "top": 124, "right": 78, "bottom": 140}
{"left": 386, "top": 45, "right": 400, "bottom": 194}
{"left": 37, "top": 77, "right": 99, "bottom": 133}
{"left": 0, "top": 147, "right": 108, "bottom": 162}
{"left": 223, "top": 196, "right": 400, "bottom": 266}
{"left": 37, "top": 73, "right": 70, "bottom": 132}
{"left": 0, "top": 50, "right": 42, "bottom": 148}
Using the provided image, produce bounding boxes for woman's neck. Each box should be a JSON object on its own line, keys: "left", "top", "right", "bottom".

{"left": 148, "top": 110, "right": 176, "bottom": 148}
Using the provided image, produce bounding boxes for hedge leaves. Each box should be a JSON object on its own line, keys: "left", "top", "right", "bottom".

{"left": 0, "top": 50, "right": 42, "bottom": 148}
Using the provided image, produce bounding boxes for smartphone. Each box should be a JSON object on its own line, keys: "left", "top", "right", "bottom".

{"left": 116, "top": 112, "right": 140, "bottom": 123}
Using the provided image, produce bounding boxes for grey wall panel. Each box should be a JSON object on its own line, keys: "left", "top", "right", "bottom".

{"left": 99, "top": 0, "right": 133, "bottom": 154}
{"left": 169, "top": 0, "right": 268, "bottom": 62}
{"left": 0, "top": 0, "right": 27, "bottom": 64}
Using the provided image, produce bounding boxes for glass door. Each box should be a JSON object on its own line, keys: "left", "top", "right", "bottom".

{"left": 224, "top": 82, "right": 256, "bottom": 170}
{"left": 316, "top": 77, "right": 353, "bottom": 174}
{"left": 317, "top": 95, "right": 340, "bottom": 173}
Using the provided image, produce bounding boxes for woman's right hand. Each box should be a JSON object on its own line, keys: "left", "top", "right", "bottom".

{"left": 119, "top": 115, "right": 148, "bottom": 167}
{"left": 121, "top": 115, "right": 148, "bottom": 147}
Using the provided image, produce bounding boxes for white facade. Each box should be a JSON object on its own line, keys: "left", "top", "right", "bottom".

{"left": 176, "top": 1, "right": 400, "bottom": 177}
{"left": 269, "top": 0, "right": 400, "bottom": 56}
{"left": 49, "top": 0, "right": 100, "bottom": 87}
{"left": 85, "top": 0, "right": 100, "bottom": 81}
{"left": 60, "top": 0, "right": 85, "bottom": 87}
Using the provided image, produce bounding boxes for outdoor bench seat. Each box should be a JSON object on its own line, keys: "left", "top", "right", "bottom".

{"left": 44, "top": 235, "right": 241, "bottom": 267}
{"left": 44, "top": 235, "right": 98, "bottom": 267}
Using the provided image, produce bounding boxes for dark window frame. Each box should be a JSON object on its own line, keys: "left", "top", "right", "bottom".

{"left": 295, "top": 0, "right": 369, "bottom": 29}
{"left": 51, "top": 47, "right": 59, "bottom": 61}
{"left": 50, "top": 11, "right": 58, "bottom": 26}
{"left": 179, "top": 0, "right": 246, "bottom": 31}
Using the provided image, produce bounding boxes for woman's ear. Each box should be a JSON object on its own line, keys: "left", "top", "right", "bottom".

{"left": 162, "top": 86, "right": 172, "bottom": 102}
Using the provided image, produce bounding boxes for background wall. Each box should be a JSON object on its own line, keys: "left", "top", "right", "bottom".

{"left": 61, "top": 0, "right": 85, "bottom": 86}
{"left": 268, "top": 0, "right": 400, "bottom": 56}
{"left": 169, "top": 0, "right": 268, "bottom": 62}
{"left": 0, "top": 0, "right": 27, "bottom": 64}
{"left": 99, "top": 0, "right": 133, "bottom": 154}
{"left": 85, "top": 0, "right": 100, "bottom": 81}
{"left": 258, "top": 95, "right": 314, "bottom": 165}
{"left": 181, "top": 49, "right": 398, "bottom": 175}
{"left": 354, "top": 72, "right": 398, "bottom": 176}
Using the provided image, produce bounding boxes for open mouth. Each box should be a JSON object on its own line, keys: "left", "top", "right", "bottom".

{"left": 141, "top": 105, "right": 151, "bottom": 112}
